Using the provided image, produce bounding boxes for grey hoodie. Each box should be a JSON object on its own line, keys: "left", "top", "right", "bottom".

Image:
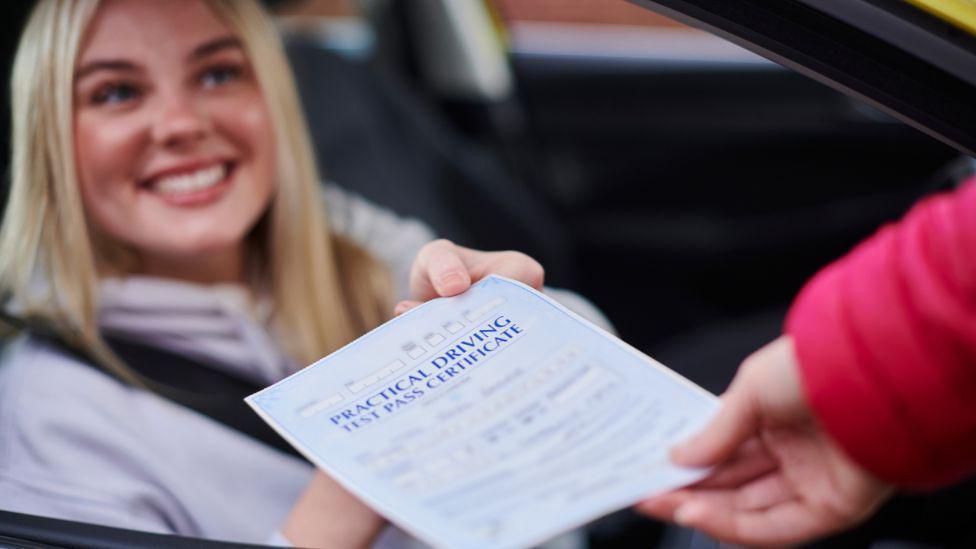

{"left": 0, "top": 187, "right": 603, "bottom": 547}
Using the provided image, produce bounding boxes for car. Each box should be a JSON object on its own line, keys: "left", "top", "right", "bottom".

{"left": 1, "top": 0, "right": 974, "bottom": 547}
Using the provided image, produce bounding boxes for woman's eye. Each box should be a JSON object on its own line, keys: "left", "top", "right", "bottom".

{"left": 200, "top": 65, "right": 243, "bottom": 89}
{"left": 91, "top": 83, "right": 140, "bottom": 105}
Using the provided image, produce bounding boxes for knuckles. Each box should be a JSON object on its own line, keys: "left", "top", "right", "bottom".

{"left": 497, "top": 250, "right": 545, "bottom": 288}
{"left": 413, "top": 240, "right": 546, "bottom": 290}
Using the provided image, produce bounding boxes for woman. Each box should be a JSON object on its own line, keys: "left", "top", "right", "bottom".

{"left": 0, "top": 0, "right": 562, "bottom": 546}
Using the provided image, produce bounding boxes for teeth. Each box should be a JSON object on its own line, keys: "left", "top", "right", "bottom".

{"left": 154, "top": 164, "right": 226, "bottom": 195}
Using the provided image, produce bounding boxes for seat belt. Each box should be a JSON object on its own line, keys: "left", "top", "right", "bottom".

{"left": 102, "top": 336, "right": 305, "bottom": 462}
{"left": 0, "top": 311, "right": 304, "bottom": 461}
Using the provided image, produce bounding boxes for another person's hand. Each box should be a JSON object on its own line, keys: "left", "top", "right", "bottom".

{"left": 283, "top": 471, "right": 385, "bottom": 548}
{"left": 636, "top": 336, "right": 894, "bottom": 546}
{"left": 396, "top": 239, "right": 544, "bottom": 314}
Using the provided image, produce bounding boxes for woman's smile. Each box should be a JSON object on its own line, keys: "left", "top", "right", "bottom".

{"left": 140, "top": 160, "right": 236, "bottom": 207}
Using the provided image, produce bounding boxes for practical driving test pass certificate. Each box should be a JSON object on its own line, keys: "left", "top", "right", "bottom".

{"left": 247, "top": 276, "right": 719, "bottom": 549}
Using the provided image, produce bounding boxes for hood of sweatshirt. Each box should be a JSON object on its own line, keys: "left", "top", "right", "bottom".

{"left": 97, "top": 276, "right": 296, "bottom": 386}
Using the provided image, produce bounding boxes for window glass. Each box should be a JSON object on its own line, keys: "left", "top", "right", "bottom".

{"left": 491, "top": 0, "right": 762, "bottom": 63}
{"left": 492, "top": 0, "right": 688, "bottom": 28}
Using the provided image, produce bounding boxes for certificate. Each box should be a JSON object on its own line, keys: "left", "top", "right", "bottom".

{"left": 247, "top": 276, "right": 719, "bottom": 548}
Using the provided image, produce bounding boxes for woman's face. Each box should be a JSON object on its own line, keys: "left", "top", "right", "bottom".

{"left": 73, "top": 0, "right": 275, "bottom": 281}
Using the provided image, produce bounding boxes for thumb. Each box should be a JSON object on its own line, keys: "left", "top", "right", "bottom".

{"left": 410, "top": 240, "right": 473, "bottom": 300}
{"left": 671, "top": 378, "right": 761, "bottom": 468}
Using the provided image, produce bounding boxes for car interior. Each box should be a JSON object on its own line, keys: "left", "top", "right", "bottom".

{"left": 1, "top": 0, "right": 974, "bottom": 547}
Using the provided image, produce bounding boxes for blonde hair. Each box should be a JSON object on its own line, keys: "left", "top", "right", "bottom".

{"left": 0, "top": 0, "right": 392, "bottom": 381}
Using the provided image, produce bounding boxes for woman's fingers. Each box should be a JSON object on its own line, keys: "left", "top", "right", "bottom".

{"left": 635, "top": 489, "right": 692, "bottom": 521}
{"left": 674, "top": 496, "right": 832, "bottom": 546}
{"left": 670, "top": 383, "right": 760, "bottom": 468}
{"left": 692, "top": 437, "right": 777, "bottom": 490}
{"left": 408, "top": 240, "right": 545, "bottom": 305}
{"left": 734, "top": 473, "right": 793, "bottom": 510}
{"left": 409, "top": 240, "right": 472, "bottom": 300}
{"left": 642, "top": 468, "right": 793, "bottom": 519}
{"left": 460, "top": 248, "right": 545, "bottom": 291}
{"left": 637, "top": 446, "right": 785, "bottom": 522}
{"left": 670, "top": 338, "right": 798, "bottom": 468}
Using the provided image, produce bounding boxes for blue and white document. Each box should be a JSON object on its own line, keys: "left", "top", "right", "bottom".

{"left": 247, "top": 276, "right": 719, "bottom": 549}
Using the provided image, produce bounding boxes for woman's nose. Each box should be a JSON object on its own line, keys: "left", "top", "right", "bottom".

{"left": 151, "top": 93, "right": 210, "bottom": 148}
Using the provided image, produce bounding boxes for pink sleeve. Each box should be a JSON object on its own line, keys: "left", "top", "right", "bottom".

{"left": 785, "top": 177, "right": 976, "bottom": 488}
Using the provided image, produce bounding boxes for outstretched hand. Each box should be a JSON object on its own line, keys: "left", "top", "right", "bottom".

{"left": 637, "top": 336, "right": 893, "bottom": 546}
{"left": 396, "top": 239, "right": 544, "bottom": 314}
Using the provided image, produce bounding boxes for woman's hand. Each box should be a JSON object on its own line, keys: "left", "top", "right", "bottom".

{"left": 396, "top": 239, "right": 544, "bottom": 314}
{"left": 636, "top": 336, "right": 893, "bottom": 546}
{"left": 283, "top": 471, "right": 385, "bottom": 549}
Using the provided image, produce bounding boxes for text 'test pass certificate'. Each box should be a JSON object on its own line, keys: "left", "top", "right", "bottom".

{"left": 247, "top": 276, "right": 719, "bottom": 548}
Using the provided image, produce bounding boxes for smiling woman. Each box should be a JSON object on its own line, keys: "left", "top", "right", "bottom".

{"left": 0, "top": 0, "right": 442, "bottom": 546}
{"left": 2, "top": 0, "right": 392, "bottom": 370}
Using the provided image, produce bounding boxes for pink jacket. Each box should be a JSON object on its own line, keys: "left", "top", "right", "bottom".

{"left": 786, "top": 176, "right": 976, "bottom": 488}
